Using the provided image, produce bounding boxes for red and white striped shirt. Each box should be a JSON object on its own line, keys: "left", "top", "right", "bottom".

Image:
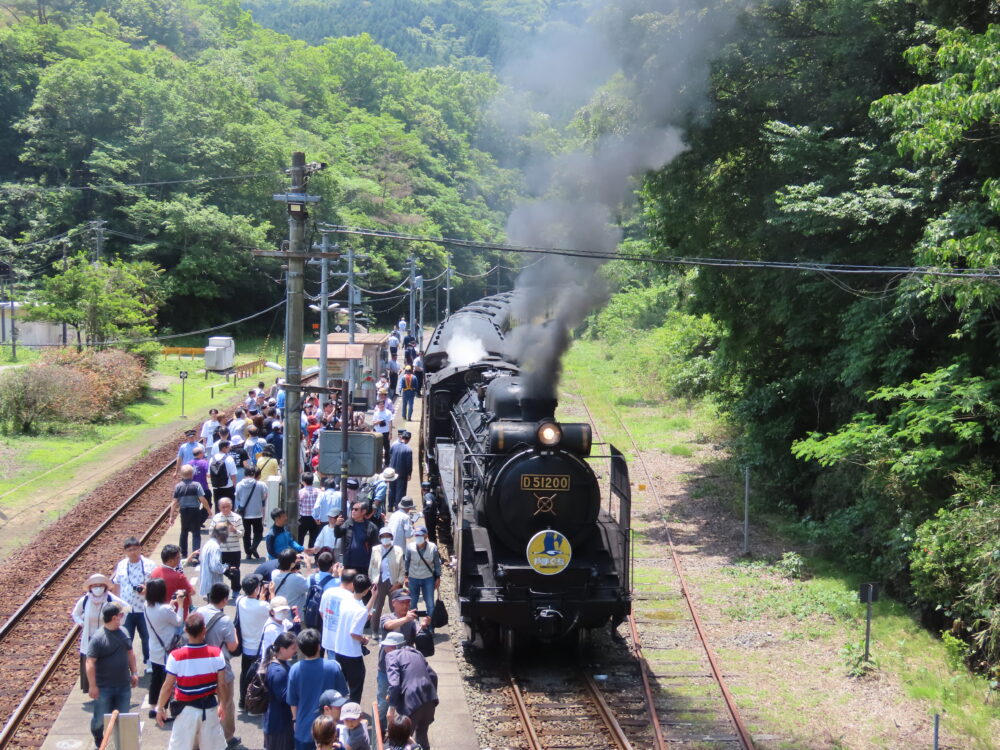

{"left": 166, "top": 642, "right": 225, "bottom": 702}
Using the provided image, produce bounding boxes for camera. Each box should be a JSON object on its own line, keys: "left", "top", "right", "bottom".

{"left": 132, "top": 584, "right": 145, "bottom": 593}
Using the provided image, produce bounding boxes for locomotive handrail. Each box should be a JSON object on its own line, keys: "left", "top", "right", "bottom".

{"left": 451, "top": 413, "right": 486, "bottom": 481}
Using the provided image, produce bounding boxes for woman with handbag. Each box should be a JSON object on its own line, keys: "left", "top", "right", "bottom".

{"left": 143, "top": 578, "right": 184, "bottom": 718}
{"left": 263, "top": 632, "right": 298, "bottom": 750}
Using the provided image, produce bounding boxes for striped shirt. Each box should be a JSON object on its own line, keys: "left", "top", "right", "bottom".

{"left": 298, "top": 486, "right": 320, "bottom": 517}
{"left": 166, "top": 642, "right": 225, "bottom": 702}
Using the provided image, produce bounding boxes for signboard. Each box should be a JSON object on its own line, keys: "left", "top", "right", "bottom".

{"left": 318, "top": 430, "right": 383, "bottom": 476}
{"left": 859, "top": 582, "right": 880, "bottom": 603}
{"left": 525, "top": 530, "right": 572, "bottom": 576}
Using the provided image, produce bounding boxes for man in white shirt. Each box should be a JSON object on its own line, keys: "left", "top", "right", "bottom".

{"left": 331, "top": 573, "right": 372, "bottom": 704}
{"left": 209, "top": 441, "right": 239, "bottom": 509}
{"left": 372, "top": 402, "right": 393, "bottom": 465}
{"left": 110, "top": 536, "right": 156, "bottom": 672}
{"left": 200, "top": 408, "right": 220, "bottom": 445}
{"left": 235, "top": 575, "right": 271, "bottom": 709}
{"left": 388, "top": 497, "right": 414, "bottom": 550}
{"left": 189, "top": 524, "right": 231, "bottom": 600}
{"left": 368, "top": 528, "right": 404, "bottom": 634}
{"left": 211, "top": 498, "right": 244, "bottom": 593}
{"left": 310, "top": 508, "right": 344, "bottom": 560}
{"left": 227, "top": 409, "right": 248, "bottom": 441}
{"left": 320, "top": 570, "right": 357, "bottom": 658}
{"left": 311, "top": 478, "right": 343, "bottom": 525}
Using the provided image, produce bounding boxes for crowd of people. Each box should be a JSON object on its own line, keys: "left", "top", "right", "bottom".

{"left": 74, "top": 319, "right": 445, "bottom": 750}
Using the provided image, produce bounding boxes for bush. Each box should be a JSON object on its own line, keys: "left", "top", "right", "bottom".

{"left": 0, "top": 365, "right": 108, "bottom": 432}
{"left": 0, "top": 348, "right": 148, "bottom": 433}
{"left": 41, "top": 348, "right": 147, "bottom": 408}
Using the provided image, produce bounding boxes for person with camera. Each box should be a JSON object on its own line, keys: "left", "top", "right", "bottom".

{"left": 235, "top": 575, "right": 270, "bottom": 711}
{"left": 271, "top": 547, "right": 312, "bottom": 614}
{"left": 111, "top": 536, "right": 156, "bottom": 674}
{"left": 196, "top": 583, "right": 241, "bottom": 747}
{"left": 211, "top": 498, "right": 245, "bottom": 594}
{"left": 144, "top": 578, "right": 185, "bottom": 718}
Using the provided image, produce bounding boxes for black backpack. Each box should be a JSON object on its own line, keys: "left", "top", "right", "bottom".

{"left": 245, "top": 658, "right": 280, "bottom": 715}
{"left": 209, "top": 456, "right": 229, "bottom": 488}
{"left": 303, "top": 573, "right": 333, "bottom": 629}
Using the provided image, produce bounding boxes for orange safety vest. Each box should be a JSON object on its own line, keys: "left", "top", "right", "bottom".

{"left": 402, "top": 374, "right": 415, "bottom": 391}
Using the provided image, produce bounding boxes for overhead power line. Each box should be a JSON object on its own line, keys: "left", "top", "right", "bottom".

{"left": 323, "top": 224, "right": 1000, "bottom": 279}
{"left": 0, "top": 171, "right": 282, "bottom": 195}
{"left": 97, "top": 298, "right": 287, "bottom": 346}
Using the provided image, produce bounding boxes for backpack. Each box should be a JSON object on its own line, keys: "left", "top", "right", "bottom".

{"left": 209, "top": 456, "right": 229, "bottom": 488}
{"left": 303, "top": 573, "right": 333, "bottom": 629}
{"left": 244, "top": 659, "right": 278, "bottom": 715}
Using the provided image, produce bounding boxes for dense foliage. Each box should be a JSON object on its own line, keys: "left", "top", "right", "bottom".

{"left": 0, "top": 0, "right": 536, "bottom": 331}
{"left": 596, "top": 0, "right": 1000, "bottom": 664}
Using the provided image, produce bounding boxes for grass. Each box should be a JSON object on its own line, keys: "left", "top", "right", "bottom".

{"left": 0, "top": 343, "right": 41, "bottom": 365}
{"left": 560, "top": 334, "right": 1000, "bottom": 749}
{"left": 0, "top": 343, "right": 283, "bottom": 549}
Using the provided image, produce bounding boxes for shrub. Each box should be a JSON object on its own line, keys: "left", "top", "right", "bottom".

{"left": 0, "top": 365, "right": 108, "bottom": 432}
{"left": 40, "top": 348, "right": 147, "bottom": 408}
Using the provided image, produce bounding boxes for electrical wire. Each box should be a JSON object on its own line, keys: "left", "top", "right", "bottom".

{"left": 95, "top": 298, "right": 286, "bottom": 346}
{"left": 0, "top": 171, "right": 283, "bottom": 195}
{"left": 322, "top": 224, "right": 1000, "bottom": 279}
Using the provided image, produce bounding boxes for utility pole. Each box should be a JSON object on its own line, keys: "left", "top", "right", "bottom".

{"left": 408, "top": 255, "right": 416, "bottom": 331}
{"left": 417, "top": 274, "right": 424, "bottom": 343}
{"left": 444, "top": 262, "right": 452, "bottom": 318}
{"left": 90, "top": 219, "right": 106, "bottom": 265}
{"left": 347, "top": 243, "right": 358, "bottom": 394}
{"left": 315, "top": 232, "right": 332, "bottom": 393}
{"left": 61, "top": 245, "right": 68, "bottom": 346}
{"left": 273, "top": 152, "right": 324, "bottom": 536}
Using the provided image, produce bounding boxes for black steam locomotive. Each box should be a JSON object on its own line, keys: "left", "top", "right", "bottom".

{"left": 420, "top": 293, "right": 632, "bottom": 650}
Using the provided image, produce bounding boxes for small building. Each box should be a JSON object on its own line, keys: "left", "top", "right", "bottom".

{"left": 303, "top": 332, "right": 390, "bottom": 405}
{"left": 0, "top": 301, "right": 78, "bottom": 347}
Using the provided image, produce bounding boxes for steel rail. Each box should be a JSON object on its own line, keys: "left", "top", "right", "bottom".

{"left": 0, "top": 459, "right": 175, "bottom": 748}
{"left": 0, "top": 459, "right": 174, "bottom": 641}
{"left": 508, "top": 674, "right": 543, "bottom": 750}
{"left": 581, "top": 673, "right": 635, "bottom": 750}
{"left": 578, "top": 394, "right": 756, "bottom": 750}
{"left": 579, "top": 398, "right": 668, "bottom": 750}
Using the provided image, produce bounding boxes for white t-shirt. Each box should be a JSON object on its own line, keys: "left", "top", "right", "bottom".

{"left": 320, "top": 587, "right": 352, "bottom": 653}
{"left": 201, "top": 419, "right": 220, "bottom": 442}
{"left": 236, "top": 596, "right": 271, "bottom": 658}
{"left": 333, "top": 595, "right": 368, "bottom": 657}
{"left": 228, "top": 418, "right": 247, "bottom": 439}
{"left": 261, "top": 616, "right": 293, "bottom": 656}
{"left": 210, "top": 453, "right": 238, "bottom": 489}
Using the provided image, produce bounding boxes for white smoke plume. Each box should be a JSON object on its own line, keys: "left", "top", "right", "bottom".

{"left": 444, "top": 324, "right": 489, "bottom": 368}
{"left": 496, "top": 0, "right": 742, "bottom": 398}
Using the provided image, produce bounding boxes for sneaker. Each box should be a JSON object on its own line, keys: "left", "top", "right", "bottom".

{"left": 227, "top": 737, "right": 242, "bottom": 748}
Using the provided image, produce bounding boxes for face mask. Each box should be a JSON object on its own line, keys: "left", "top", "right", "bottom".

{"left": 381, "top": 538, "right": 393, "bottom": 547}
{"left": 90, "top": 586, "right": 106, "bottom": 597}
{"left": 275, "top": 611, "right": 290, "bottom": 622}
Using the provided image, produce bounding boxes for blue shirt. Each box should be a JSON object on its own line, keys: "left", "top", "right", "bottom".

{"left": 263, "top": 660, "right": 292, "bottom": 735}
{"left": 286, "top": 658, "right": 349, "bottom": 742}
{"left": 312, "top": 490, "right": 342, "bottom": 522}
{"left": 265, "top": 525, "right": 303, "bottom": 559}
{"left": 176, "top": 441, "right": 198, "bottom": 465}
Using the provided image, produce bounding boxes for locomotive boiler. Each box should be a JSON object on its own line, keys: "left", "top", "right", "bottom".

{"left": 421, "top": 293, "right": 632, "bottom": 650}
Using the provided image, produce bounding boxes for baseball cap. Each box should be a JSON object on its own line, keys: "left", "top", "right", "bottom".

{"left": 340, "top": 702, "right": 362, "bottom": 720}
{"left": 270, "top": 596, "right": 291, "bottom": 613}
{"left": 318, "top": 690, "right": 348, "bottom": 709}
{"left": 413, "top": 527, "right": 427, "bottom": 537}
{"left": 390, "top": 589, "right": 412, "bottom": 602}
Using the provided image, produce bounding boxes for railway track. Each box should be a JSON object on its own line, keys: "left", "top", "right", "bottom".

{"left": 507, "top": 664, "right": 633, "bottom": 750}
{"left": 570, "top": 391, "right": 756, "bottom": 750}
{"left": 0, "top": 457, "right": 177, "bottom": 748}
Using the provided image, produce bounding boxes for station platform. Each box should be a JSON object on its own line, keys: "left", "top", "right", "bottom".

{"left": 42, "top": 374, "right": 479, "bottom": 750}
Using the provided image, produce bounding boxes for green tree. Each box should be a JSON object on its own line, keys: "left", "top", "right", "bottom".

{"left": 25, "top": 253, "right": 162, "bottom": 348}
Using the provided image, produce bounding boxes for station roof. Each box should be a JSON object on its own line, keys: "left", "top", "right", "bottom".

{"left": 302, "top": 343, "right": 366, "bottom": 360}
{"left": 321, "top": 332, "right": 390, "bottom": 345}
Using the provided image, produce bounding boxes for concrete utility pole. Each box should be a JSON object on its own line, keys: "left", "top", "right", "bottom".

{"left": 444, "top": 262, "right": 452, "bottom": 318}
{"left": 408, "top": 255, "right": 416, "bottom": 331}
{"left": 272, "top": 152, "right": 326, "bottom": 535}
{"left": 417, "top": 274, "right": 424, "bottom": 341}
{"left": 316, "top": 232, "right": 332, "bottom": 393}
{"left": 346, "top": 242, "right": 358, "bottom": 393}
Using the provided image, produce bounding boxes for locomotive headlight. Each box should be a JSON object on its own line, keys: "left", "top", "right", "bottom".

{"left": 537, "top": 422, "right": 562, "bottom": 447}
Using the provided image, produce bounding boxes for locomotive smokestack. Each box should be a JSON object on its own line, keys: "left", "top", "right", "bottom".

{"left": 520, "top": 396, "right": 556, "bottom": 422}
